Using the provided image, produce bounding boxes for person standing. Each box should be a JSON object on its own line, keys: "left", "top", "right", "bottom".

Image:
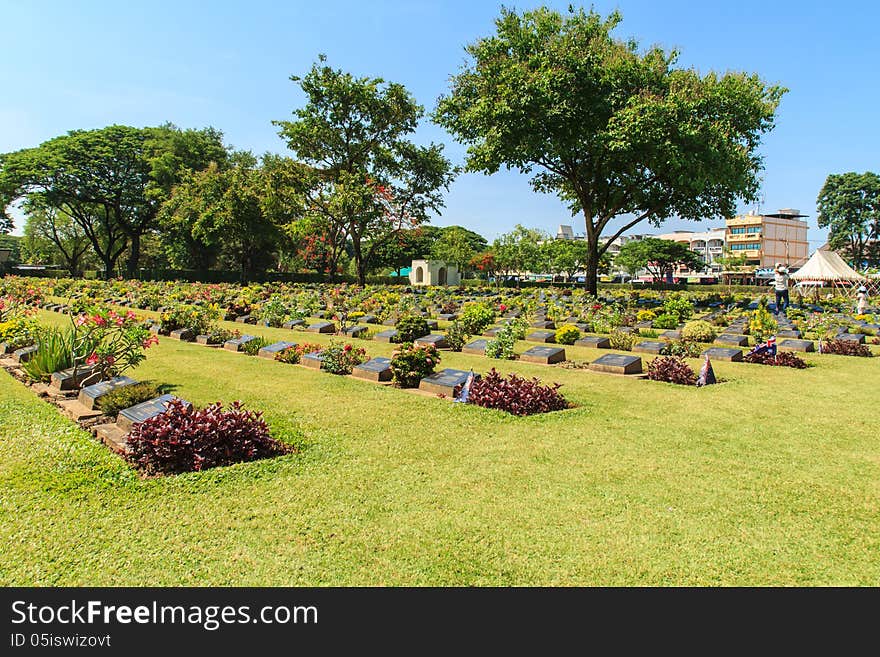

{"left": 856, "top": 286, "right": 869, "bottom": 315}
{"left": 773, "top": 263, "right": 790, "bottom": 315}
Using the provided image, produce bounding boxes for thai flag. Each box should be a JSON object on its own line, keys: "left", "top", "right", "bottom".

{"left": 454, "top": 370, "right": 475, "bottom": 403}
{"left": 697, "top": 355, "right": 716, "bottom": 387}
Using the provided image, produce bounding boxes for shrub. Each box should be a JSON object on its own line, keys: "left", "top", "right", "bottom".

{"left": 681, "top": 320, "right": 717, "bottom": 343}
{"left": 639, "top": 329, "right": 660, "bottom": 338}
{"left": 0, "top": 315, "right": 39, "bottom": 349}
{"left": 486, "top": 320, "right": 523, "bottom": 360}
{"left": 274, "top": 342, "right": 323, "bottom": 364}
{"left": 820, "top": 339, "right": 873, "bottom": 357}
{"left": 467, "top": 368, "right": 568, "bottom": 416}
{"left": 743, "top": 351, "right": 809, "bottom": 369}
{"left": 651, "top": 313, "right": 679, "bottom": 330}
{"left": 608, "top": 329, "right": 636, "bottom": 351}
{"left": 636, "top": 309, "right": 656, "bottom": 322}
{"left": 459, "top": 302, "right": 496, "bottom": 334}
{"left": 159, "top": 304, "right": 220, "bottom": 335}
{"left": 390, "top": 342, "right": 440, "bottom": 388}
{"left": 394, "top": 316, "right": 430, "bottom": 343}
{"left": 126, "top": 399, "right": 286, "bottom": 476}
{"left": 662, "top": 294, "right": 694, "bottom": 322}
{"left": 242, "top": 336, "right": 271, "bottom": 356}
{"left": 646, "top": 356, "right": 697, "bottom": 385}
{"left": 661, "top": 340, "right": 702, "bottom": 358}
{"left": 749, "top": 298, "right": 778, "bottom": 342}
{"left": 257, "top": 296, "right": 289, "bottom": 327}
{"left": 98, "top": 381, "right": 164, "bottom": 416}
{"left": 321, "top": 341, "right": 368, "bottom": 374}
{"left": 555, "top": 324, "right": 581, "bottom": 345}
{"left": 444, "top": 320, "right": 469, "bottom": 352}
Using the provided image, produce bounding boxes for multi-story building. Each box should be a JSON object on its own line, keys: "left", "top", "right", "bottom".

{"left": 653, "top": 228, "right": 726, "bottom": 278}
{"left": 725, "top": 209, "right": 809, "bottom": 270}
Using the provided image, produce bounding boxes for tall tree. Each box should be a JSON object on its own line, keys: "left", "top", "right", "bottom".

{"left": 21, "top": 205, "right": 92, "bottom": 276}
{"left": 543, "top": 238, "right": 589, "bottom": 281}
{"left": 275, "top": 56, "right": 455, "bottom": 284}
{"left": 493, "top": 224, "right": 546, "bottom": 286}
{"left": 816, "top": 172, "right": 880, "bottom": 271}
{"left": 435, "top": 6, "right": 785, "bottom": 295}
{"left": 430, "top": 225, "right": 487, "bottom": 275}
{"left": 159, "top": 153, "right": 288, "bottom": 281}
{"left": 614, "top": 237, "right": 703, "bottom": 282}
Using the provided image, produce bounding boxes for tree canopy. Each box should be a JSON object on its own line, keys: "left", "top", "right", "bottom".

{"left": 614, "top": 237, "right": 704, "bottom": 282}
{"left": 435, "top": 6, "right": 785, "bottom": 294}
{"left": 817, "top": 172, "right": 880, "bottom": 271}
{"left": 275, "top": 56, "right": 455, "bottom": 284}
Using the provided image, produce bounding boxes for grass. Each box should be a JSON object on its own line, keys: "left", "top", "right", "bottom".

{"left": 0, "top": 309, "right": 878, "bottom": 585}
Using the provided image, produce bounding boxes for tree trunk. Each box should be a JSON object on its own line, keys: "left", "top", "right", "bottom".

{"left": 126, "top": 232, "right": 141, "bottom": 279}
{"left": 352, "top": 239, "right": 366, "bottom": 286}
{"left": 584, "top": 242, "right": 599, "bottom": 297}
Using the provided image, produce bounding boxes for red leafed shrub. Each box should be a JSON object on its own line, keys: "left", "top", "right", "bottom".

{"left": 467, "top": 368, "right": 569, "bottom": 416}
{"left": 646, "top": 356, "right": 697, "bottom": 385}
{"left": 743, "top": 351, "right": 809, "bottom": 368}
{"left": 821, "top": 339, "right": 873, "bottom": 357}
{"left": 126, "top": 399, "right": 287, "bottom": 475}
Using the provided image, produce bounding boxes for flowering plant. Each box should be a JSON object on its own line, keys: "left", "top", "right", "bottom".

{"left": 71, "top": 308, "right": 156, "bottom": 383}
{"left": 390, "top": 342, "right": 440, "bottom": 388}
{"left": 321, "top": 341, "right": 368, "bottom": 374}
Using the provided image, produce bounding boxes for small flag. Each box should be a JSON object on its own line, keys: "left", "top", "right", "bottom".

{"left": 454, "top": 370, "right": 475, "bottom": 403}
{"left": 817, "top": 338, "right": 823, "bottom": 354}
{"left": 697, "top": 355, "right": 716, "bottom": 387}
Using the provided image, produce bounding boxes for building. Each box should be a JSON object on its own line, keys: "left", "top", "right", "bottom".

{"left": 725, "top": 209, "right": 809, "bottom": 271}
{"left": 653, "top": 228, "right": 726, "bottom": 278}
{"left": 408, "top": 259, "right": 461, "bottom": 286}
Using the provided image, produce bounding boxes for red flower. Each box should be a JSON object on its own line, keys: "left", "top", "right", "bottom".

{"left": 86, "top": 352, "right": 99, "bottom": 366}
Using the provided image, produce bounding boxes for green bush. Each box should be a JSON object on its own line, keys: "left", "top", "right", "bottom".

{"left": 459, "top": 302, "right": 496, "bottom": 335}
{"left": 608, "top": 329, "right": 636, "bottom": 351}
{"left": 681, "top": 320, "right": 717, "bottom": 343}
{"left": 651, "top": 313, "right": 679, "bottom": 330}
{"left": 486, "top": 322, "right": 521, "bottom": 360}
{"left": 321, "top": 341, "right": 368, "bottom": 375}
{"left": 98, "top": 381, "right": 164, "bottom": 416}
{"left": 395, "top": 316, "right": 430, "bottom": 343}
{"left": 390, "top": 342, "right": 440, "bottom": 388}
{"left": 242, "top": 336, "right": 271, "bottom": 356}
{"left": 662, "top": 294, "right": 694, "bottom": 323}
{"left": 555, "top": 324, "right": 581, "bottom": 345}
{"left": 444, "top": 320, "right": 469, "bottom": 352}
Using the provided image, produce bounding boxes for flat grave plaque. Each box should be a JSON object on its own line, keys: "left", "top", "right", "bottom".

{"left": 462, "top": 339, "right": 489, "bottom": 355}
{"left": 633, "top": 341, "right": 665, "bottom": 355}
{"left": 234, "top": 314, "right": 254, "bottom": 324}
{"left": 531, "top": 320, "right": 555, "bottom": 329}
{"left": 714, "top": 334, "right": 749, "bottom": 347}
{"left": 777, "top": 329, "right": 802, "bottom": 338}
{"left": 301, "top": 351, "right": 325, "bottom": 369}
{"left": 170, "top": 328, "right": 195, "bottom": 341}
{"left": 258, "top": 341, "right": 297, "bottom": 359}
{"left": 588, "top": 354, "right": 643, "bottom": 375}
{"left": 415, "top": 334, "right": 449, "bottom": 349}
{"left": 78, "top": 375, "right": 138, "bottom": 409}
{"left": 352, "top": 357, "right": 393, "bottom": 382}
{"left": 701, "top": 347, "right": 743, "bottom": 362}
{"left": 836, "top": 333, "right": 866, "bottom": 344}
{"left": 659, "top": 330, "right": 682, "bottom": 340}
{"left": 526, "top": 330, "right": 556, "bottom": 344}
{"left": 50, "top": 365, "right": 101, "bottom": 391}
{"left": 373, "top": 329, "right": 398, "bottom": 343}
{"left": 282, "top": 319, "right": 305, "bottom": 329}
{"left": 223, "top": 335, "right": 257, "bottom": 352}
{"left": 343, "top": 326, "right": 367, "bottom": 338}
{"left": 307, "top": 321, "right": 335, "bottom": 334}
{"left": 117, "top": 394, "right": 187, "bottom": 431}
{"left": 419, "top": 368, "right": 478, "bottom": 396}
{"left": 520, "top": 345, "right": 566, "bottom": 364}
{"left": 575, "top": 336, "right": 611, "bottom": 349}
{"left": 361, "top": 314, "right": 378, "bottom": 324}
{"left": 12, "top": 345, "right": 38, "bottom": 363}
{"left": 778, "top": 339, "right": 815, "bottom": 353}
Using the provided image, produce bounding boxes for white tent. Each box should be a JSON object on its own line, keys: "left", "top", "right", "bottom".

{"left": 790, "top": 249, "right": 866, "bottom": 289}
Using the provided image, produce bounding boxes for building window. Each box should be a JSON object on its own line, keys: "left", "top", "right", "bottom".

{"left": 729, "top": 242, "right": 760, "bottom": 251}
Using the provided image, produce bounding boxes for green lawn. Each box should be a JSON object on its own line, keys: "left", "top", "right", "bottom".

{"left": 1, "top": 310, "right": 878, "bottom": 585}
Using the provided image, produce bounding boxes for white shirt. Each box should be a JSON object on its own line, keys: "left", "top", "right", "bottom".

{"left": 774, "top": 270, "right": 789, "bottom": 291}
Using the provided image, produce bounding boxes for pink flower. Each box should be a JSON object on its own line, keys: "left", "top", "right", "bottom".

{"left": 343, "top": 344, "right": 352, "bottom": 352}
{"left": 85, "top": 352, "right": 99, "bottom": 366}
{"left": 105, "top": 355, "right": 115, "bottom": 365}
{"left": 142, "top": 335, "right": 159, "bottom": 349}
{"left": 126, "top": 311, "right": 137, "bottom": 321}
{"left": 75, "top": 315, "right": 88, "bottom": 326}
{"left": 92, "top": 315, "right": 107, "bottom": 327}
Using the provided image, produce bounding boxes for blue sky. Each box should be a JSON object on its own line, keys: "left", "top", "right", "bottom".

{"left": 2, "top": 0, "right": 878, "bottom": 248}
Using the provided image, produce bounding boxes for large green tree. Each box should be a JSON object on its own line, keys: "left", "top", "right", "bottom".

{"left": 21, "top": 205, "right": 92, "bottom": 276}
{"left": 816, "top": 172, "right": 880, "bottom": 270}
{"left": 492, "top": 224, "right": 546, "bottom": 285}
{"left": 430, "top": 225, "right": 487, "bottom": 275}
{"left": 0, "top": 124, "right": 226, "bottom": 278}
{"left": 435, "top": 6, "right": 785, "bottom": 295}
{"left": 614, "top": 237, "right": 704, "bottom": 282}
{"left": 159, "top": 152, "right": 288, "bottom": 281}
{"left": 542, "top": 238, "right": 589, "bottom": 281}
{"left": 275, "top": 56, "right": 455, "bottom": 285}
